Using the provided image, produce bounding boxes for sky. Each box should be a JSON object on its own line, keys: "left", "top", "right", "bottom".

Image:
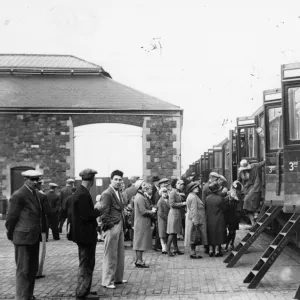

{"left": 1, "top": 0, "right": 300, "bottom": 174}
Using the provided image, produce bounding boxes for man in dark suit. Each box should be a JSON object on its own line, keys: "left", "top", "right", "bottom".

{"left": 46, "top": 183, "right": 61, "bottom": 240}
{"left": 5, "top": 169, "right": 45, "bottom": 300}
{"left": 71, "top": 168, "right": 102, "bottom": 300}
{"left": 100, "top": 170, "right": 128, "bottom": 289}
{"left": 59, "top": 178, "right": 75, "bottom": 233}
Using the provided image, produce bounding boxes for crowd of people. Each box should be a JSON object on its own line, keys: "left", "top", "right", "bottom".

{"left": 4, "top": 158, "right": 265, "bottom": 300}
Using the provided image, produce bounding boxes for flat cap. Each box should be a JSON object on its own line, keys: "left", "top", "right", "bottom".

{"left": 79, "top": 168, "right": 98, "bottom": 180}
{"left": 152, "top": 176, "right": 160, "bottom": 183}
{"left": 158, "top": 178, "right": 169, "bottom": 185}
{"left": 209, "top": 172, "right": 220, "bottom": 178}
{"left": 21, "top": 170, "right": 43, "bottom": 178}
{"left": 66, "top": 178, "right": 75, "bottom": 183}
{"left": 49, "top": 183, "right": 58, "bottom": 187}
{"left": 218, "top": 175, "right": 227, "bottom": 182}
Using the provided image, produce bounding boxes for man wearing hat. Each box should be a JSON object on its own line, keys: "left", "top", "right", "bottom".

{"left": 101, "top": 170, "right": 128, "bottom": 289}
{"left": 46, "top": 183, "right": 61, "bottom": 240}
{"left": 59, "top": 178, "right": 75, "bottom": 233}
{"left": 71, "top": 168, "right": 103, "bottom": 299}
{"left": 6, "top": 169, "right": 45, "bottom": 300}
{"left": 150, "top": 176, "right": 160, "bottom": 206}
{"left": 238, "top": 159, "right": 265, "bottom": 226}
{"left": 202, "top": 172, "right": 220, "bottom": 207}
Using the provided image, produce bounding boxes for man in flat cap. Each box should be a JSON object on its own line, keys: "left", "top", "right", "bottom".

{"left": 202, "top": 172, "right": 220, "bottom": 207}
{"left": 71, "top": 168, "right": 103, "bottom": 299}
{"left": 101, "top": 169, "right": 128, "bottom": 289}
{"left": 59, "top": 178, "right": 75, "bottom": 233}
{"left": 46, "top": 183, "right": 61, "bottom": 240}
{"left": 6, "top": 169, "right": 45, "bottom": 300}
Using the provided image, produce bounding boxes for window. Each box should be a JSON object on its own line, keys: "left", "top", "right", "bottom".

{"left": 288, "top": 87, "right": 300, "bottom": 141}
{"left": 258, "top": 114, "right": 265, "bottom": 158}
{"left": 268, "top": 107, "right": 283, "bottom": 149}
{"left": 213, "top": 152, "right": 222, "bottom": 169}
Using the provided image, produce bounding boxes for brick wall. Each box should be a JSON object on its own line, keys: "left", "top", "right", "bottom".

{"left": 0, "top": 112, "right": 182, "bottom": 198}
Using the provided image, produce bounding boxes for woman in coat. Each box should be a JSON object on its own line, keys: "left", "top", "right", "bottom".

{"left": 166, "top": 179, "right": 186, "bottom": 256}
{"left": 157, "top": 187, "right": 170, "bottom": 254}
{"left": 206, "top": 182, "right": 227, "bottom": 257}
{"left": 133, "top": 179, "right": 156, "bottom": 268}
{"left": 185, "top": 182, "right": 207, "bottom": 259}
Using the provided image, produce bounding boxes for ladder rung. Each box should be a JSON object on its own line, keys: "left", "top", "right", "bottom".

{"left": 257, "top": 222, "right": 263, "bottom": 226}
{"left": 241, "top": 241, "right": 246, "bottom": 246}
{"left": 261, "top": 258, "right": 268, "bottom": 262}
{"left": 251, "top": 270, "right": 259, "bottom": 276}
{"left": 270, "top": 245, "right": 277, "bottom": 249}
{"left": 266, "top": 212, "right": 271, "bottom": 216}
{"left": 232, "top": 251, "right": 238, "bottom": 256}
{"left": 280, "top": 232, "right": 287, "bottom": 236}
{"left": 248, "top": 231, "right": 254, "bottom": 235}
{"left": 290, "top": 219, "right": 296, "bottom": 223}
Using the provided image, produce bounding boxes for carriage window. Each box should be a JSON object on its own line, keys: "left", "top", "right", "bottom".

{"left": 239, "top": 128, "right": 257, "bottom": 158}
{"left": 268, "top": 107, "right": 283, "bottom": 149}
{"left": 258, "top": 114, "right": 265, "bottom": 159}
{"left": 208, "top": 154, "right": 213, "bottom": 169}
{"left": 213, "top": 152, "right": 222, "bottom": 169}
{"left": 288, "top": 87, "right": 300, "bottom": 140}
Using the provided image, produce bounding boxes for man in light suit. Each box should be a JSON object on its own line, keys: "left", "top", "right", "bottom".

{"left": 6, "top": 169, "right": 44, "bottom": 300}
{"left": 100, "top": 169, "right": 128, "bottom": 289}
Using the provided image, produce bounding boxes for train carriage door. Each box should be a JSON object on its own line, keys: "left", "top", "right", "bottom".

{"left": 204, "top": 152, "right": 209, "bottom": 183}
{"left": 200, "top": 155, "right": 205, "bottom": 182}
{"left": 11, "top": 166, "right": 35, "bottom": 194}
{"left": 236, "top": 115, "right": 259, "bottom": 167}
{"left": 208, "top": 149, "right": 214, "bottom": 174}
{"left": 213, "top": 146, "right": 222, "bottom": 174}
{"left": 281, "top": 63, "right": 300, "bottom": 213}
{"left": 263, "top": 88, "right": 283, "bottom": 206}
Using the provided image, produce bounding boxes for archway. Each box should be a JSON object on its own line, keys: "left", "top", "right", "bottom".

{"left": 74, "top": 123, "right": 143, "bottom": 179}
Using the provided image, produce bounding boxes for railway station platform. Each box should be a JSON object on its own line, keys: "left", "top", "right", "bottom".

{"left": 0, "top": 220, "right": 299, "bottom": 300}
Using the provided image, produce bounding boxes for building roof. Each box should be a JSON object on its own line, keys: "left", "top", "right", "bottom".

{"left": 0, "top": 54, "right": 181, "bottom": 111}
{"left": 0, "top": 54, "right": 102, "bottom": 70}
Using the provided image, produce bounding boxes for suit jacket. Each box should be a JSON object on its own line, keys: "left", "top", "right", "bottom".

{"left": 60, "top": 185, "right": 72, "bottom": 211}
{"left": 46, "top": 191, "right": 61, "bottom": 213}
{"left": 37, "top": 191, "right": 52, "bottom": 233}
{"left": 101, "top": 185, "right": 128, "bottom": 231}
{"left": 71, "top": 185, "right": 101, "bottom": 244}
{"left": 5, "top": 185, "right": 43, "bottom": 245}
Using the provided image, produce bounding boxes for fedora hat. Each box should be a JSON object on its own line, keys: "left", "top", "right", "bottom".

{"left": 238, "top": 159, "right": 251, "bottom": 172}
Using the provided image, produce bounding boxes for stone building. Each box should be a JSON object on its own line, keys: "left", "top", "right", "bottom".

{"left": 0, "top": 54, "right": 183, "bottom": 200}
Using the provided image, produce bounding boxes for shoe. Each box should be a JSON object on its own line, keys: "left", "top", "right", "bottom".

{"left": 135, "top": 262, "right": 149, "bottom": 268}
{"left": 153, "top": 247, "right": 162, "bottom": 252}
{"left": 161, "top": 251, "right": 167, "bottom": 255}
{"left": 35, "top": 275, "right": 45, "bottom": 279}
{"left": 174, "top": 250, "right": 184, "bottom": 255}
{"left": 215, "top": 252, "right": 223, "bottom": 257}
{"left": 97, "top": 238, "right": 104, "bottom": 242}
{"left": 209, "top": 252, "right": 214, "bottom": 257}
{"left": 167, "top": 250, "right": 175, "bottom": 257}
{"left": 115, "top": 279, "right": 127, "bottom": 284}
{"left": 28, "top": 296, "right": 37, "bottom": 300}
{"left": 105, "top": 284, "right": 116, "bottom": 289}
{"left": 190, "top": 254, "right": 202, "bottom": 259}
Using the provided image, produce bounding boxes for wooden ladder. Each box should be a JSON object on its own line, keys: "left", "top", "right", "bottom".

{"left": 244, "top": 213, "right": 300, "bottom": 289}
{"left": 224, "top": 205, "right": 283, "bottom": 267}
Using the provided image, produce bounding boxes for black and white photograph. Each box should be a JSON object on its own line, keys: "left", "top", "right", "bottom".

{"left": 1, "top": 1, "right": 300, "bottom": 299}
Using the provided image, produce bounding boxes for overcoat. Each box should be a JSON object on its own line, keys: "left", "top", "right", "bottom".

{"left": 206, "top": 192, "right": 227, "bottom": 245}
{"left": 6, "top": 185, "right": 43, "bottom": 245}
{"left": 133, "top": 191, "right": 153, "bottom": 251}
{"left": 46, "top": 191, "right": 61, "bottom": 213}
{"left": 157, "top": 198, "right": 170, "bottom": 238}
{"left": 60, "top": 185, "right": 72, "bottom": 211}
{"left": 223, "top": 195, "right": 240, "bottom": 231}
{"left": 71, "top": 185, "right": 101, "bottom": 245}
{"left": 167, "top": 189, "right": 185, "bottom": 234}
{"left": 184, "top": 192, "right": 207, "bottom": 246}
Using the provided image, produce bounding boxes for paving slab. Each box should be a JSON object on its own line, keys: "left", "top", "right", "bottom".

{"left": 0, "top": 221, "right": 299, "bottom": 300}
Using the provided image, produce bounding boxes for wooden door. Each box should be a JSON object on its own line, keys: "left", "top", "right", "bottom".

{"left": 11, "top": 166, "right": 35, "bottom": 195}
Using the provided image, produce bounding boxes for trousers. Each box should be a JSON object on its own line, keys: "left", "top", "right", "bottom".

{"left": 102, "top": 221, "right": 125, "bottom": 286}
{"left": 15, "top": 241, "right": 40, "bottom": 300}
{"left": 76, "top": 243, "right": 97, "bottom": 298}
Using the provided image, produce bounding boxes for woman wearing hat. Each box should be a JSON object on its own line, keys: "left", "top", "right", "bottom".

{"left": 166, "top": 179, "right": 186, "bottom": 256}
{"left": 185, "top": 182, "right": 207, "bottom": 259}
{"left": 157, "top": 187, "right": 170, "bottom": 254}
{"left": 206, "top": 181, "right": 227, "bottom": 257}
{"left": 238, "top": 159, "right": 265, "bottom": 226}
{"left": 132, "top": 179, "right": 156, "bottom": 268}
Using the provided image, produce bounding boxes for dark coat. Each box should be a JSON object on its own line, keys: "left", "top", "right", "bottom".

{"left": 6, "top": 185, "right": 43, "bottom": 245}
{"left": 202, "top": 182, "right": 210, "bottom": 208}
{"left": 46, "top": 191, "right": 61, "bottom": 213}
{"left": 223, "top": 195, "right": 241, "bottom": 231}
{"left": 60, "top": 185, "right": 72, "bottom": 211}
{"left": 101, "top": 186, "right": 127, "bottom": 231}
{"left": 71, "top": 185, "right": 101, "bottom": 245}
{"left": 157, "top": 198, "right": 170, "bottom": 238}
{"left": 37, "top": 191, "right": 52, "bottom": 233}
{"left": 206, "top": 192, "right": 227, "bottom": 245}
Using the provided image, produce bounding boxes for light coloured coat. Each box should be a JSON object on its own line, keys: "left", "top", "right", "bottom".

{"left": 133, "top": 191, "right": 153, "bottom": 251}
{"left": 167, "top": 189, "right": 185, "bottom": 234}
{"left": 185, "top": 192, "right": 207, "bottom": 246}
